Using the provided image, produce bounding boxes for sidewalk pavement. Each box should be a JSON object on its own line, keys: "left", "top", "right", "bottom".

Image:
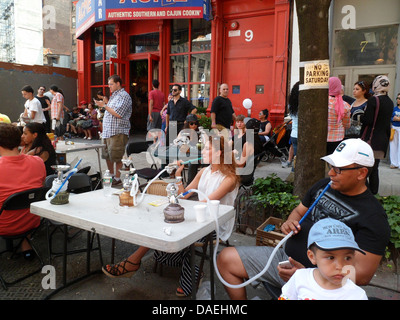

{"left": 0, "top": 134, "right": 399, "bottom": 300}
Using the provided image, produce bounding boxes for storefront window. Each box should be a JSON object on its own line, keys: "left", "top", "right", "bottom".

{"left": 171, "top": 20, "right": 189, "bottom": 54}
{"left": 129, "top": 32, "right": 159, "bottom": 53}
{"left": 90, "top": 24, "right": 117, "bottom": 99}
{"left": 91, "top": 26, "right": 104, "bottom": 61}
{"left": 91, "top": 63, "right": 103, "bottom": 85}
{"left": 170, "top": 55, "right": 189, "bottom": 83}
{"left": 190, "top": 84, "right": 210, "bottom": 109}
{"left": 91, "top": 87, "right": 110, "bottom": 102}
{"left": 191, "top": 53, "right": 210, "bottom": 82}
{"left": 105, "top": 25, "right": 117, "bottom": 60}
{"left": 170, "top": 19, "right": 211, "bottom": 109}
{"left": 191, "top": 19, "right": 211, "bottom": 52}
{"left": 334, "top": 25, "right": 398, "bottom": 67}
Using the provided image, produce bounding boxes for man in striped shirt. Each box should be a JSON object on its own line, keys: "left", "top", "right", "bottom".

{"left": 96, "top": 74, "right": 132, "bottom": 186}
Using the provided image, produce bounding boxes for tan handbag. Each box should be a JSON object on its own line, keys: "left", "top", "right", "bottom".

{"left": 390, "top": 128, "right": 395, "bottom": 141}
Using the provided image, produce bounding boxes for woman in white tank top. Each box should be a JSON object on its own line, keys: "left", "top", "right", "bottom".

{"left": 102, "top": 134, "right": 240, "bottom": 297}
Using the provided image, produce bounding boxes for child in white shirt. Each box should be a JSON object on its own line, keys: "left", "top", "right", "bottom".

{"left": 279, "top": 218, "right": 368, "bottom": 300}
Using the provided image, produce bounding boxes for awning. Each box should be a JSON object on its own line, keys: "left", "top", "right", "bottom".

{"left": 76, "top": 0, "right": 212, "bottom": 39}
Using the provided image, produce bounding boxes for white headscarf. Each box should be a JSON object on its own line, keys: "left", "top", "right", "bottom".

{"left": 372, "top": 75, "right": 390, "bottom": 96}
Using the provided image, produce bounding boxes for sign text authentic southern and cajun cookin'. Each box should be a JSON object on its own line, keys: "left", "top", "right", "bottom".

{"left": 76, "top": 0, "right": 211, "bottom": 38}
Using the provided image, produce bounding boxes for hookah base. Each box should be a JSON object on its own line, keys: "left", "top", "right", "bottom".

{"left": 163, "top": 204, "right": 185, "bottom": 223}
{"left": 119, "top": 191, "right": 135, "bottom": 207}
{"left": 50, "top": 191, "right": 70, "bottom": 205}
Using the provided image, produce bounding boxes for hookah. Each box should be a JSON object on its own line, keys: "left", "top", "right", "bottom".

{"left": 45, "top": 159, "right": 82, "bottom": 204}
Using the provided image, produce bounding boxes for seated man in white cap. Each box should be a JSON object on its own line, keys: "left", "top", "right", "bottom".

{"left": 217, "top": 138, "right": 390, "bottom": 300}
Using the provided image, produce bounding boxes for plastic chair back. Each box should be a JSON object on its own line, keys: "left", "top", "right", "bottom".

{"left": 0, "top": 187, "right": 49, "bottom": 215}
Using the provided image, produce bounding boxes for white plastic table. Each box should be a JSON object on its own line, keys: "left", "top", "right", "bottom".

{"left": 55, "top": 142, "right": 105, "bottom": 176}
{"left": 31, "top": 189, "right": 234, "bottom": 298}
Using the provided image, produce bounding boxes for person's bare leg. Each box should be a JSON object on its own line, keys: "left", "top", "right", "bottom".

{"left": 21, "top": 238, "right": 32, "bottom": 252}
{"left": 124, "top": 246, "right": 150, "bottom": 270}
{"left": 115, "top": 161, "right": 123, "bottom": 179}
{"left": 104, "top": 247, "right": 150, "bottom": 273}
{"left": 106, "top": 159, "right": 114, "bottom": 175}
{"left": 217, "top": 247, "right": 249, "bottom": 300}
{"left": 288, "top": 144, "right": 294, "bottom": 163}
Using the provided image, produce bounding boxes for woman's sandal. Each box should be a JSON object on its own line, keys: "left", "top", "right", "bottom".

{"left": 176, "top": 272, "right": 204, "bottom": 297}
{"left": 102, "top": 259, "right": 141, "bottom": 278}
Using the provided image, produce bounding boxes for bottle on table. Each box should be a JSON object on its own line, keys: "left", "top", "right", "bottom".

{"left": 103, "top": 169, "right": 113, "bottom": 197}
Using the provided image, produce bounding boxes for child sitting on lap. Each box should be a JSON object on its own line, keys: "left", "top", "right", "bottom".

{"left": 279, "top": 218, "right": 368, "bottom": 300}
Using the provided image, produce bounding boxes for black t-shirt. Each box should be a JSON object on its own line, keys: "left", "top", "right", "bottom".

{"left": 167, "top": 97, "right": 196, "bottom": 122}
{"left": 35, "top": 95, "right": 50, "bottom": 110}
{"left": 260, "top": 120, "right": 271, "bottom": 137}
{"left": 284, "top": 178, "right": 390, "bottom": 268}
{"left": 210, "top": 96, "right": 234, "bottom": 129}
{"left": 35, "top": 95, "right": 51, "bottom": 121}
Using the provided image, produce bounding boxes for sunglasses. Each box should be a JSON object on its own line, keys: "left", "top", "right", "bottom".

{"left": 328, "top": 164, "right": 364, "bottom": 174}
{"left": 356, "top": 81, "right": 366, "bottom": 89}
{"left": 172, "top": 89, "right": 179, "bottom": 92}
{"left": 189, "top": 122, "right": 197, "bottom": 126}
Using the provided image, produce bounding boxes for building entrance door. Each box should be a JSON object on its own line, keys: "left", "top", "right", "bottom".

{"left": 222, "top": 14, "right": 275, "bottom": 118}
{"left": 130, "top": 55, "right": 160, "bottom": 133}
{"left": 130, "top": 59, "right": 148, "bottom": 133}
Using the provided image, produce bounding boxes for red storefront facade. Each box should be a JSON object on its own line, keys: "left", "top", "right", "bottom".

{"left": 76, "top": 0, "right": 290, "bottom": 132}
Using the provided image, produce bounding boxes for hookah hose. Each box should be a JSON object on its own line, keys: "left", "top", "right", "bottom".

{"left": 181, "top": 157, "right": 202, "bottom": 165}
{"left": 181, "top": 180, "right": 332, "bottom": 289}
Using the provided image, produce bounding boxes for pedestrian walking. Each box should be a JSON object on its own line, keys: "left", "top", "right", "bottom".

{"left": 147, "top": 79, "right": 164, "bottom": 131}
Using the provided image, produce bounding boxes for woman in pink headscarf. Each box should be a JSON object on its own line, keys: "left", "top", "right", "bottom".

{"left": 327, "top": 77, "right": 351, "bottom": 154}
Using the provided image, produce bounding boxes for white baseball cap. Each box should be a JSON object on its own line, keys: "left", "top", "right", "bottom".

{"left": 321, "top": 138, "right": 374, "bottom": 168}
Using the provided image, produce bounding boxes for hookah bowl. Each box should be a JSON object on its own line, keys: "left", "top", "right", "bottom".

{"left": 120, "top": 157, "right": 134, "bottom": 182}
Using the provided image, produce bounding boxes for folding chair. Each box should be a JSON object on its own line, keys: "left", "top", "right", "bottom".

{"left": 0, "top": 187, "right": 49, "bottom": 289}
{"left": 44, "top": 173, "right": 102, "bottom": 264}
{"left": 126, "top": 141, "right": 162, "bottom": 181}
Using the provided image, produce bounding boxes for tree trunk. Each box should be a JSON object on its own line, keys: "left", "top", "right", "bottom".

{"left": 294, "top": 0, "right": 332, "bottom": 199}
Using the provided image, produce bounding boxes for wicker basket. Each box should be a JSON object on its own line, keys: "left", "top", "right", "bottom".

{"left": 145, "top": 180, "right": 168, "bottom": 196}
{"left": 256, "top": 217, "right": 285, "bottom": 247}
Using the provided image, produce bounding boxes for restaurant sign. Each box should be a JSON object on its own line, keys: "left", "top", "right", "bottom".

{"left": 76, "top": 0, "right": 211, "bottom": 38}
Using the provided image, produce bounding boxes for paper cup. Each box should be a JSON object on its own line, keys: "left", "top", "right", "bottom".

{"left": 194, "top": 204, "right": 207, "bottom": 223}
{"left": 208, "top": 200, "right": 220, "bottom": 218}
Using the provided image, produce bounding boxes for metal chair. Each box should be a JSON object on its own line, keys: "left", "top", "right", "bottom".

{"left": 76, "top": 166, "right": 91, "bottom": 175}
{"left": 0, "top": 187, "right": 49, "bottom": 289}
{"left": 44, "top": 173, "right": 102, "bottom": 264}
{"left": 126, "top": 141, "right": 162, "bottom": 181}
